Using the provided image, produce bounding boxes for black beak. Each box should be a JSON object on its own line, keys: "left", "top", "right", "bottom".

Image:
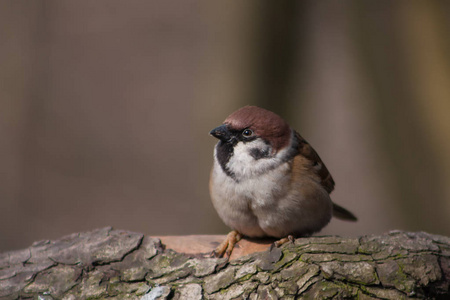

{"left": 210, "top": 124, "right": 232, "bottom": 141}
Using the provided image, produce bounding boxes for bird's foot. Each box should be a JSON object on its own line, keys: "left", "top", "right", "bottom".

{"left": 211, "top": 230, "right": 242, "bottom": 259}
{"left": 270, "top": 235, "right": 294, "bottom": 251}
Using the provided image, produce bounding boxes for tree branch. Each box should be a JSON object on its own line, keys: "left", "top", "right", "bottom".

{"left": 0, "top": 227, "right": 449, "bottom": 299}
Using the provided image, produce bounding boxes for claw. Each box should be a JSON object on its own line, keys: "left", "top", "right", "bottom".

{"left": 273, "top": 235, "right": 295, "bottom": 248}
{"left": 212, "top": 230, "right": 242, "bottom": 259}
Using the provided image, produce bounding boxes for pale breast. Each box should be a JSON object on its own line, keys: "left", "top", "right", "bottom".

{"left": 210, "top": 156, "right": 292, "bottom": 237}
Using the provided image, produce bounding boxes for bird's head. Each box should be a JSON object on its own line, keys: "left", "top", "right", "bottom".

{"left": 210, "top": 106, "right": 293, "bottom": 179}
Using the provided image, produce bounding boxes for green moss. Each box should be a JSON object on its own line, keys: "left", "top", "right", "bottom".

{"left": 107, "top": 282, "right": 150, "bottom": 296}
{"left": 236, "top": 273, "right": 254, "bottom": 282}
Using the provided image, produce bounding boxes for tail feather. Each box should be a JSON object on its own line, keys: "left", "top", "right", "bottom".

{"left": 332, "top": 202, "right": 357, "bottom": 221}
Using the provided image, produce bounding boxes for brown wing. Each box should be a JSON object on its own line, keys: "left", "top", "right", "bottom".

{"left": 294, "top": 131, "right": 335, "bottom": 193}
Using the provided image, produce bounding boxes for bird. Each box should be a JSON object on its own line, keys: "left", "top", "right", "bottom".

{"left": 209, "top": 106, "right": 357, "bottom": 258}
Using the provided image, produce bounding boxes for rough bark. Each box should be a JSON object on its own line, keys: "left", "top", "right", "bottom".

{"left": 0, "top": 227, "right": 449, "bottom": 299}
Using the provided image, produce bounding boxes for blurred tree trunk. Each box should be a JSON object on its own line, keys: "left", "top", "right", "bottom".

{"left": 354, "top": 0, "right": 450, "bottom": 233}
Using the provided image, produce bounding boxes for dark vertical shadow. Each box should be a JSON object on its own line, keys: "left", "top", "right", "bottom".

{"left": 250, "top": 1, "right": 308, "bottom": 117}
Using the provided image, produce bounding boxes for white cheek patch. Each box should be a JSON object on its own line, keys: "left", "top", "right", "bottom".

{"left": 226, "top": 138, "right": 290, "bottom": 180}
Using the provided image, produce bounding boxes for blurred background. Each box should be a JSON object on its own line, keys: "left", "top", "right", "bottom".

{"left": 1, "top": 1, "right": 450, "bottom": 252}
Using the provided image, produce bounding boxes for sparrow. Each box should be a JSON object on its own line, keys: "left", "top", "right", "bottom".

{"left": 209, "top": 106, "right": 357, "bottom": 258}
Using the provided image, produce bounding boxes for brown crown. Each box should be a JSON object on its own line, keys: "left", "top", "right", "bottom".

{"left": 224, "top": 106, "right": 291, "bottom": 151}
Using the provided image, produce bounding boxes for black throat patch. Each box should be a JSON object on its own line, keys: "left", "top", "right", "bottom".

{"left": 215, "top": 141, "right": 236, "bottom": 179}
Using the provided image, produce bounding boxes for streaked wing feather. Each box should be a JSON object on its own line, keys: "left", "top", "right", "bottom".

{"left": 294, "top": 131, "right": 335, "bottom": 193}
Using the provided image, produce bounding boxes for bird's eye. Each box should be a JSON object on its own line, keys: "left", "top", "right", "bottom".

{"left": 242, "top": 129, "right": 253, "bottom": 137}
